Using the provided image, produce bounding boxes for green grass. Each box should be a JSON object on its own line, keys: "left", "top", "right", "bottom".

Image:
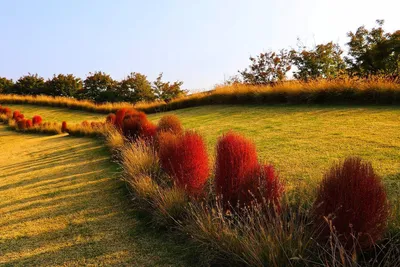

{"left": 0, "top": 125, "right": 195, "bottom": 266}
{"left": 148, "top": 105, "right": 400, "bottom": 203}
{"left": 4, "top": 104, "right": 105, "bottom": 123}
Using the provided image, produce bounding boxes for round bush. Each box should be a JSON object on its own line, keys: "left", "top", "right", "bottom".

{"left": 215, "top": 132, "right": 259, "bottom": 209}
{"left": 106, "top": 113, "right": 116, "bottom": 125}
{"left": 157, "top": 115, "right": 183, "bottom": 134}
{"left": 313, "top": 157, "right": 389, "bottom": 250}
{"left": 61, "top": 121, "right": 68, "bottom": 133}
{"left": 32, "top": 115, "right": 42, "bottom": 125}
{"left": 159, "top": 131, "right": 209, "bottom": 197}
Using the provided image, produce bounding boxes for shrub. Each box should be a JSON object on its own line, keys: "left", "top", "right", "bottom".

{"left": 122, "top": 111, "right": 156, "bottom": 141}
{"left": 115, "top": 108, "right": 135, "bottom": 130}
{"left": 12, "top": 111, "right": 21, "bottom": 119}
{"left": 81, "top": 121, "right": 89, "bottom": 127}
{"left": 157, "top": 114, "right": 183, "bottom": 134}
{"left": 158, "top": 131, "right": 209, "bottom": 197}
{"left": 0, "top": 107, "right": 12, "bottom": 116}
{"left": 215, "top": 132, "right": 259, "bottom": 208}
{"left": 61, "top": 121, "right": 68, "bottom": 133}
{"left": 32, "top": 115, "right": 42, "bottom": 125}
{"left": 313, "top": 157, "right": 389, "bottom": 250}
{"left": 25, "top": 119, "right": 33, "bottom": 128}
{"left": 17, "top": 119, "right": 27, "bottom": 130}
{"left": 106, "top": 113, "right": 116, "bottom": 124}
{"left": 242, "top": 164, "right": 284, "bottom": 210}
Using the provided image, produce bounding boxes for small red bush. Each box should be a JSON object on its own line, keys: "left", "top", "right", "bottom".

{"left": 115, "top": 108, "right": 136, "bottom": 130}
{"left": 81, "top": 121, "right": 89, "bottom": 127}
{"left": 17, "top": 119, "right": 27, "bottom": 130}
{"left": 106, "top": 113, "right": 116, "bottom": 125}
{"left": 122, "top": 111, "right": 155, "bottom": 141}
{"left": 313, "top": 157, "right": 389, "bottom": 250}
{"left": 61, "top": 121, "right": 68, "bottom": 132}
{"left": 25, "top": 119, "right": 33, "bottom": 128}
{"left": 32, "top": 115, "right": 42, "bottom": 125}
{"left": 215, "top": 132, "right": 259, "bottom": 208}
{"left": 159, "top": 131, "right": 209, "bottom": 197}
{"left": 12, "top": 111, "right": 21, "bottom": 119}
{"left": 157, "top": 115, "right": 183, "bottom": 134}
{"left": 1, "top": 107, "right": 12, "bottom": 116}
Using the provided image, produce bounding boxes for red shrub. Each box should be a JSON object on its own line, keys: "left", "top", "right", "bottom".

{"left": 215, "top": 132, "right": 259, "bottom": 209}
{"left": 17, "top": 119, "right": 27, "bottom": 130}
{"left": 1, "top": 107, "right": 12, "bottom": 116}
{"left": 61, "top": 121, "right": 68, "bottom": 132}
{"left": 32, "top": 115, "right": 42, "bottom": 125}
{"left": 81, "top": 121, "right": 89, "bottom": 127}
{"left": 106, "top": 113, "right": 116, "bottom": 125}
{"left": 313, "top": 157, "right": 389, "bottom": 250}
{"left": 115, "top": 108, "right": 136, "bottom": 130}
{"left": 25, "top": 119, "right": 33, "bottom": 128}
{"left": 242, "top": 164, "right": 284, "bottom": 210}
{"left": 159, "top": 131, "right": 209, "bottom": 197}
{"left": 157, "top": 115, "right": 183, "bottom": 134}
{"left": 122, "top": 111, "right": 154, "bottom": 141}
{"left": 12, "top": 111, "right": 21, "bottom": 119}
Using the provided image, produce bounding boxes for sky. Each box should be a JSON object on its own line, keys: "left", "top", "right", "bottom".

{"left": 0, "top": 0, "right": 399, "bottom": 92}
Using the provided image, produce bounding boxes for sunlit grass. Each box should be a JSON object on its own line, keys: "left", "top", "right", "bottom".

{"left": 0, "top": 126, "right": 195, "bottom": 266}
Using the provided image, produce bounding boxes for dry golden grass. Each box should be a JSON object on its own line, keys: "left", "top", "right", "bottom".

{"left": 0, "top": 126, "right": 196, "bottom": 266}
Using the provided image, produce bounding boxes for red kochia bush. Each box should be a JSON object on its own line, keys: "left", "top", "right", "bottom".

{"left": 242, "top": 164, "right": 284, "bottom": 210}
{"left": 0, "top": 107, "right": 12, "bottom": 116}
{"left": 159, "top": 131, "right": 209, "bottom": 197}
{"left": 106, "top": 113, "right": 116, "bottom": 125}
{"left": 13, "top": 111, "right": 21, "bottom": 119}
{"left": 32, "top": 115, "right": 42, "bottom": 125}
{"left": 215, "top": 132, "right": 259, "bottom": 208}
{"left": 115, "top": 108, "right": 137, "bottom": 130}
{"left": 157, "top": 115, "right": 183, "bottom": 134}
{"left": 122, "top": 111, "right": 156, "bottom": 141}
{"left": 61, "top": 121, "right": 68, "bottom": 133}
{"left": 25, "top": 119, "right": 33, "bottom": 128}
{"left": 313, "top": 157, "right": 389, "bottom": 250}
{"left": 17, "top": 119, "right": 27, "bottom": 130}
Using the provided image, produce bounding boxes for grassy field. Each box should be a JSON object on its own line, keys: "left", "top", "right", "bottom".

{"left": 0, "top": 125, "right": 194, "bottom": 266}
{"left": 147, "top": 105, "right": 400, "bottom": 201}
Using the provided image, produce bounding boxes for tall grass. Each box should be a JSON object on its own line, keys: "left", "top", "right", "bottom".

{"left": 2, "top": 77, "right": 400, "bottom": 115}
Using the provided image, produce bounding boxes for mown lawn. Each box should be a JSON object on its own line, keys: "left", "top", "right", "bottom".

{"left": 148, "top": 105, "right": 400, "bottom": 204}
{"left": 0, "top": 125, "right": 194, "bottom": 266}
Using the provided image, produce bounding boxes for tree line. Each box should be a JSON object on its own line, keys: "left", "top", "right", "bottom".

{"left": 235, "top": 20, "right": 400, "bottom": 84}
{"left": 0, "top": 71, "right": 186, "bottom": 103}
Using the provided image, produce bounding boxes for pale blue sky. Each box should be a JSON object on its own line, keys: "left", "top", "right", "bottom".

{"left": 0, "top": 0, "right": 398, "bottom": 91}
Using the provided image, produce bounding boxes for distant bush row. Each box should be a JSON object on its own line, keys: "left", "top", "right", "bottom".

{"left": 0, "top": 72, "right": 186, "bottom": 103}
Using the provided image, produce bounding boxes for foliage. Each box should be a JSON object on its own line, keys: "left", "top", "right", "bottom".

{"left": 153, "top": 73, "right": 186, "bottom": 102}
{"left": 0, "top": 77, "right": 13, "bottom": 94}
{"left": 82, "top": 71, "right": 117, "bottom": 101}
{"left": 32, "top": 115, "right": 42, "bottom": 125}
{"left": 61, "top": 121, "right": 68, "bottom": 133}
{"left": 346, "top": 20, "right": 400, "bottom": 77}
{"left": 215, "top": 132, "right": 259, "bottom": 209}
{"left": 239, "top": 50, "right": 292, "bottom": 84}
{"left": 11, "top": 73, "right": 45, "bottom": 95}
{"left": 291, "top": 41, "right": 346, "bottom": 80}
{"left": 119, "top": 72, "right": 155, "bottom": 103}
{"left": 158, "top": 131, "right": 209, "bottom": 197}
{"left": 44, "top": 74, "right": 83, "bottom": 97}
{"left": 313, "top": 157, "right": 389, "bottom": 250}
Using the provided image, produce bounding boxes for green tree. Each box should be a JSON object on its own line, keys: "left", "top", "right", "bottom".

{"left": 12, "top": 73, "right": 45, "bottom": 95}
{"left": 291, "top": 41, "right": 346, "bottom": 81}
{"left": 44, "top": 74, "right": 83, "bottom": 97}
{"left": 82, "top": 71, "right": 117, "bottom": 101}
{"left": 153, "top": 73, "right": 186, "bottom": 102}
{"left": 238, "top": 50, "right": 292, "bottom": 85}
{"left": 0, "top": 77, "right": 14, "bottom": 94}
{"left": 119, "top": 72, "right": 155, "bottom": 103}
{"left": 346, "top": 20, "right": 400, "bottom": 76}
